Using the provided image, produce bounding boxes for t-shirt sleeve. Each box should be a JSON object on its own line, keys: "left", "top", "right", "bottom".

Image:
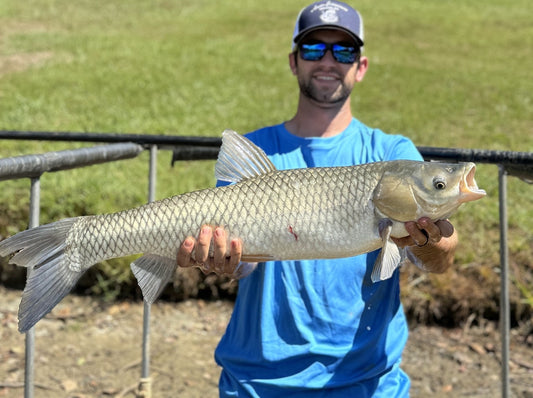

{"left": 384, "top": 135, "right": 424, "bottom": 162}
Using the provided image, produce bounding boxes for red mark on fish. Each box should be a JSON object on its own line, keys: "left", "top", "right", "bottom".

{"left": 288, "top": 225, "right": 298, "bottom": 241}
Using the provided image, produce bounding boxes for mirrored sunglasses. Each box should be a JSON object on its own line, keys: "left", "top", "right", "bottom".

{"left": 298, "top": 42, "right": 359, "bottom": 64}
{"left": 299, "top": 41, "right": 359, "bottom": 64}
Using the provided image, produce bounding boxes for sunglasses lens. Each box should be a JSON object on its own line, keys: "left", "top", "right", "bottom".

{"left": 299, "top": 42, "right": 358, "bottom": 64}
{"left": 332, "top": 44, "right": 357, "bottom": 64}
{"left": 300, "top": 43, "right": 327, "bottom": 61}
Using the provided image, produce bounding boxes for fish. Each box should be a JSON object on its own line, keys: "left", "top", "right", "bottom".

{"left": 0, "top": 129, "right": 486, "bottom": 332}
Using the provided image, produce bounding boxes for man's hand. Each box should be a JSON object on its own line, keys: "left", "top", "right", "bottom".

{"left": 176, "top": 226, "right": 243, "bottom": 276}
{"left": 391, "top": 217, "right": 458, "bottom": 274}
{"left": 392, "top": 218, "right": 454, "bottom": 248}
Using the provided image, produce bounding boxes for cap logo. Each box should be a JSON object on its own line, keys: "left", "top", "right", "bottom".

{"left": 311, "top": 1, "right": 348, "bottom": 24}
{"left": 320, "top": 9, "right": 338, "bottom": 23}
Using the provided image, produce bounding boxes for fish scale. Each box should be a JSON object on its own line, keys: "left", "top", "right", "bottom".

{"left": 63, "top": 165, "right": 376, "bottom": 270}
{"left": 0, "top": 129, "right": 485, "bottom": 332}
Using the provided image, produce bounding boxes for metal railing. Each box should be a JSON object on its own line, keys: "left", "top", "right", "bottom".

{"left": 0, "top": 130, "right": 532, "bottom": 398}
{"left": 0, "top": 142, "right": 144, "bottom": 397}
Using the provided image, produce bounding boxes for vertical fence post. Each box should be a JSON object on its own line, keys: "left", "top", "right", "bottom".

{"left": 498, "top": 165, "right": 510, "bottom": 398}
{"left": 148, "top": 145, "right": 157, "bottom": 204}
{"left": 138, "top": 145, "right": 157, "bottom": 397}
{"left": 24, "top": 176, "right": 40, "bottom": 398}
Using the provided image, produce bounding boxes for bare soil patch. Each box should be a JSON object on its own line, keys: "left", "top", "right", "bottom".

{"left": 0, "top": 52, "right": 54, "bottom": 76}
{"left": 1, "top": 286, "right": 532, "bottom": 397}
{"left": 0, "top": 21, "right": 55, "bottom": 77}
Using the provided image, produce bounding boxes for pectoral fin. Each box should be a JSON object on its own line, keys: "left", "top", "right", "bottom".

{"left": 232, "top": 262, "right": 259, "bottom": 280}
{"left": 130, "top": 254, "right": 177, "bottom": 304}
{"left": 371, "top": 219, "right": 402, "bottom": 283}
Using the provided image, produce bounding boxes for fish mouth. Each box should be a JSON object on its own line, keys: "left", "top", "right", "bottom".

{"left": 459, "top": 163, "right": 486, "bottom": 203}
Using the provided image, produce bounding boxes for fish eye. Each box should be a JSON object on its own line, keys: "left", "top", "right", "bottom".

{"left": 433, "top": 177, "right": 447, "bottom": 190}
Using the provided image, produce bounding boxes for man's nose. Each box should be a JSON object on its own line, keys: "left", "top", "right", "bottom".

{"left": 319, "top": 48, "right": 337, "bottom": 65}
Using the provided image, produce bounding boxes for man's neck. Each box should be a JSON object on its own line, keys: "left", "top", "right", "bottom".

{"left": 285, "top": 96, "right": 353, "bottom": 138}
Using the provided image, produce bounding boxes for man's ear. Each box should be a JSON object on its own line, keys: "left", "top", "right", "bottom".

{"left": 355, "top": 56, "right": 368, "bottom": 82}
{"left": 289, "top": 52, "right": 298, "bottom": 75}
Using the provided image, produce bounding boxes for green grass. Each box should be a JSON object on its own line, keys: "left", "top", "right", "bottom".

{"left": 0, "top": 0, "right": 532, "bottom": 320}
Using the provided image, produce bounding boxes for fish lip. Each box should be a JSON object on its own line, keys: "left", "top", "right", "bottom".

{"left": 459, "top": 163, "right": 486, "bottom": 203}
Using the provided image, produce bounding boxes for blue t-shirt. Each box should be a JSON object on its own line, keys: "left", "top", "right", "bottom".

{"left": 214, "top": 119, "right": 423, "bottom": 397}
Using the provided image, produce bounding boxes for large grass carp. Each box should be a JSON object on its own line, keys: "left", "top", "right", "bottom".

{"left": 0, "top": 130, "right": 485, "bottom": 332}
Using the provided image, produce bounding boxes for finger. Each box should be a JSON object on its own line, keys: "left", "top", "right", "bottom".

{"left": 224, "top": 238, "right": 242, "bottom": 274}
{"left": 390, "top": 235, "right": 415, "bottom": 248}
{"left": 405, "top": 221, "right": 430, "bottom": 247}
{"left": 195, "top": 226, "right": 214, "bottom": 263}
{"left": 213, "top": 227, "right": 228, "bottom": 270}
{"left": 417, "top": 218, "right": 441, "bottom": 243}
{"left": 391, "top": 221, "right": 418, "bottom": 248}
{"left": 177, "top": 237, "right": 195, "bottom": 268}
{"left": 436, "top": 219, "right": 454, "bottom": 238}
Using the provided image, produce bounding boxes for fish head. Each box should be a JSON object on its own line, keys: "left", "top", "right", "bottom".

{"left": 373, "top": 161, "right": 486, "bottom": 222}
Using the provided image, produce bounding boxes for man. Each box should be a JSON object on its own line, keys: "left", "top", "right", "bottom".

{"left": 177, "top": 1, "right": 457, "bottom": 396}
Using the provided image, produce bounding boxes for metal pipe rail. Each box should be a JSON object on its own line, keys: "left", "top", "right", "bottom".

{"left": 417, "top": 146, "right": 533, "bottom": 181}
{"left": 0, "top": 130, "right": 222, "bottom": 150}
{"left": 1, "top": 129, "right": 532, "bottom": 179}
{"left": 0, "top": 143, "right": 144, "bottom": 180}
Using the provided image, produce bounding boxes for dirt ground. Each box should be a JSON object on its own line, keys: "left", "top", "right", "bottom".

{"left": 1, "top": 285, "right": 532, "bottom": 398}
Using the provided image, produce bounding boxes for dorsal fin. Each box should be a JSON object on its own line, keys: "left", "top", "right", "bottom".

{"left": 215, "top": 129, "right": 277, "bottom": 183}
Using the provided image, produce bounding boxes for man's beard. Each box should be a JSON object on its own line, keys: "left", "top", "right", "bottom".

{"left": 298, "top": 76, "right": 352, "bottom": 104}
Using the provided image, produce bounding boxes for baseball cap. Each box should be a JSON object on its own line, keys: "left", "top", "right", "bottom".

{"left": 292, "top": 1, "right": 364, "bottom": 50}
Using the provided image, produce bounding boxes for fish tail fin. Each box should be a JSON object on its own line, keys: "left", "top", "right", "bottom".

{"left": 0, "top": 218, "right": 82, "bottom": 332}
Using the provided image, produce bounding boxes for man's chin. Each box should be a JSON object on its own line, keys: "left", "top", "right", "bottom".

{"left": 301, "top": 86, "right": 351, "bottom": 105}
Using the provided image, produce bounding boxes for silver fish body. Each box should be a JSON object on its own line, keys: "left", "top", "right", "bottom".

{"left": 0, "top": 130, "right": 486, "bottom": 332}
{"left": 72, "top": 164, "right": 383, "bottom": 264}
